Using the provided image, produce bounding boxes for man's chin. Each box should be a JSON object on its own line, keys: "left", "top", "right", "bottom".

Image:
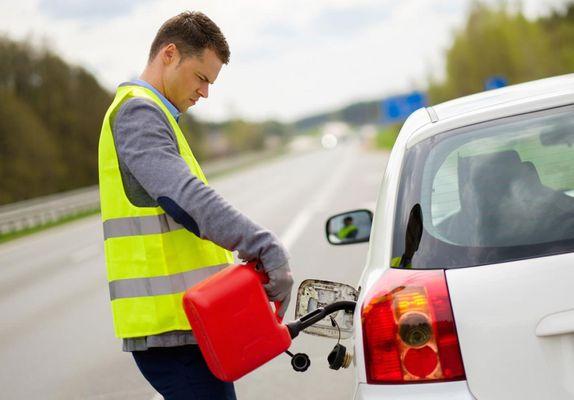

{"left": 180, "top": 101, "right": 195, "bottom": 111}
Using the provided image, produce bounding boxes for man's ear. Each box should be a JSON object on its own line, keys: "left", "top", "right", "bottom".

{"left": 161, "top": 43, "right": 179, "bottom": 66}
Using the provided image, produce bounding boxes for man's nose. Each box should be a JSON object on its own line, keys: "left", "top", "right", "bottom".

{"left": 197, "top": 82, "right": 209, "bottom": 98}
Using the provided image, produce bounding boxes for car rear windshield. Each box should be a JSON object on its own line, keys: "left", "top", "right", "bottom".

{"left": 392, "top": 105, "right": 574, "bottom": 269}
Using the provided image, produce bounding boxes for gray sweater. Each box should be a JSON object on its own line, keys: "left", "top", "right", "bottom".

{"left": 112, "top": 97, "right": 289, "bottom": 351}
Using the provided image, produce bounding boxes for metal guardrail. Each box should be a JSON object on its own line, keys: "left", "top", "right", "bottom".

{"left": 0, "top": 186, "right": 101, "bottom": 235}
{"left": 0, "top": 147, "right": 293, "bottom": 236}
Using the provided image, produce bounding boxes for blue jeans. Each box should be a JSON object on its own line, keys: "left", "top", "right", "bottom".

{"left": 132, "top": 345, "right": 237, "bottom": 400}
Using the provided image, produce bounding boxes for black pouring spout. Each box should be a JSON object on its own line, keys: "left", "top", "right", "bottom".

{"left": 286, "top": 301, "right": 356, "bottom": 339}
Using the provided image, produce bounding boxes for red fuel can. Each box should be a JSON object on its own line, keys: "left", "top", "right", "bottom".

{"left": 182, "top": 262, "right": 292, "bottom": 382}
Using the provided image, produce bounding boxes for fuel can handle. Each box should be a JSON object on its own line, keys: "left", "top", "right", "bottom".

{"left": 251, "top": 261, "right": 284, "bottom": 323}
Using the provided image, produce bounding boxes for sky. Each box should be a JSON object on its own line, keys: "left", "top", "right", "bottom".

{"left": 0, "top": 0, "right": 569, "bottom": 122}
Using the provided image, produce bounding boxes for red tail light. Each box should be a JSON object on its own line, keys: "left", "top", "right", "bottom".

{"left": 361, "top": 268, "right": 465, "bottom": 383}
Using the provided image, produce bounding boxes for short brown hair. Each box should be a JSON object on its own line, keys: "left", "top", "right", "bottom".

{"left": 148, "top": 11, "right": 230, "bottom": 64}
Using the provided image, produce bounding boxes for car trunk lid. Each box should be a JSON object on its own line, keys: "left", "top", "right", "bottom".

{"left": 446, "top": 252, "right": 574, "bottom": 399}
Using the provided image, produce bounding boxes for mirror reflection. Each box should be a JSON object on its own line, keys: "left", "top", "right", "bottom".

{"left": 326, "top": 209, "right": 372, "bottom": 245}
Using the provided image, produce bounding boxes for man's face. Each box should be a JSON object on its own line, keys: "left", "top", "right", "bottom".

{"left": 162, "top": 46, "right": 223, "bottom": 112}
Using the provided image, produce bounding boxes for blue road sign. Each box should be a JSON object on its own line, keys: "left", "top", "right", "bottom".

{"left": 484, "top": 76, "right": 507, "bottom": 90}
{"left": 380, "top": 91, "right": 427, "bottom": 124}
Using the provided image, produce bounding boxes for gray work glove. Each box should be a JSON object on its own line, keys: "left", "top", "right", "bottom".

{"left": 262, "top": 263, "right": 294, "bottom": 319}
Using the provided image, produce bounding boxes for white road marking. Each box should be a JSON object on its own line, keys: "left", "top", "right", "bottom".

{"left": 279, "top": 208, "right": 314, "bottom": 252}
{"left": 279, "top": 147, "right": 355, "bottom": 250}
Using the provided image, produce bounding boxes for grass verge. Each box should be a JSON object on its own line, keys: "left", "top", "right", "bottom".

{"left": 376, "top": 124, "right": 402, "bottom": 150}
{"left": 0, "top": 209, "right": 100, "bottom": 245}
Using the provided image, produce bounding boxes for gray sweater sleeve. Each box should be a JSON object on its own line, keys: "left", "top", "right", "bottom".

{"left": 112, "top": 98, "right": 289, "bottom": 271}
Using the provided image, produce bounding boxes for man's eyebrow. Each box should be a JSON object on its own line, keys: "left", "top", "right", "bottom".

{"left": 197, "top": 72, "right": 213, "bottom": 84}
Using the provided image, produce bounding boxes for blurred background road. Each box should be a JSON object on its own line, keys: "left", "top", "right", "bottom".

{"left": 0, "top": 141, "right": 388, "bottom": 400}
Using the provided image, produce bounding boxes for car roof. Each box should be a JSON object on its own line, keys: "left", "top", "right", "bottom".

{"left": 404, "top": 74, "right": 574, "bottom": 147}
{"left": 429, "top": 73, "right": 574, "bottom": 121}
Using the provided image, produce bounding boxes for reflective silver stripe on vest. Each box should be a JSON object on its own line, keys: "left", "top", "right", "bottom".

{"left": 103, "top": 214, "right": 184, "bottom": 240}
{"left": 109, "top": 264, "right": 228, "bottom": 300}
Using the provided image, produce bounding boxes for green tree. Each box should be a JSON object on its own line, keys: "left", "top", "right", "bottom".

{"left": 429, "top": 2, "right": 558, "bottom": 103}
{"left": 0, "top": 36, "right": 112, "bottom": 203}
{"left": 0, "top": 90, "right": 62, "bottom": 203}
{"left": 224, "top": 119, "right": 266, "bottom": 153}
{"left": 540, "top": 3, "right": 574, "bottom": 74}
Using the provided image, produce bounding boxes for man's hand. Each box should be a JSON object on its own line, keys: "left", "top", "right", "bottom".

{"left": 262, "top": 264, "right": 294, "bottom": 319}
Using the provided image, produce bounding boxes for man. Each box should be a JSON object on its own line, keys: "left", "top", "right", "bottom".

{"left": 98, "top": 11, "right": 293, "bottom": 400}
{"left": 337, "top": 216, "right": 358, "bottom": 240}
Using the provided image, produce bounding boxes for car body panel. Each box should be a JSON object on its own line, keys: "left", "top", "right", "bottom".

{"left": 446, "top": 252, "right": 574, "bottom": 400}
{"left": 354, "top": 381, "right": 475, "bottom": 400}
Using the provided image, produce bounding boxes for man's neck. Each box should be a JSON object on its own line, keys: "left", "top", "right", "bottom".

{"left": 139, "top": 69, "right": 165, "bottom": 98}
{"left": 133, "top": 71, "right": 181, "bottom": 121}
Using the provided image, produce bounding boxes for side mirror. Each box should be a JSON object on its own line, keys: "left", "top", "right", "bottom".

{"left": 325, "top": 209, "right": 373, "bottom": 245}
{"left": 294, "top": 279, "right": 359, "bottom": 339}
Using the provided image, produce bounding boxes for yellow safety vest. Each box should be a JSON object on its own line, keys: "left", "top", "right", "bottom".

{"left": 98, "top": 84, "right": 234, "bottom": 339}
{"left": 337, "top": 224, "right": 358, "bottom": 239}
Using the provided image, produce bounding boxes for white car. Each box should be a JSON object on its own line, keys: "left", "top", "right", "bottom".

{"left": 295, "top": 74, "right": 574, "bottom": 399}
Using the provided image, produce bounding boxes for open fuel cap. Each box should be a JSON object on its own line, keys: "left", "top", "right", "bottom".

{"left": 291, "top": 352, "right": 310, "bottom": 372}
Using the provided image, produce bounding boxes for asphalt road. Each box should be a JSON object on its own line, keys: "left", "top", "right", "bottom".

{"left": 0, "top": 140, "right": 388, "bottom": 400}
